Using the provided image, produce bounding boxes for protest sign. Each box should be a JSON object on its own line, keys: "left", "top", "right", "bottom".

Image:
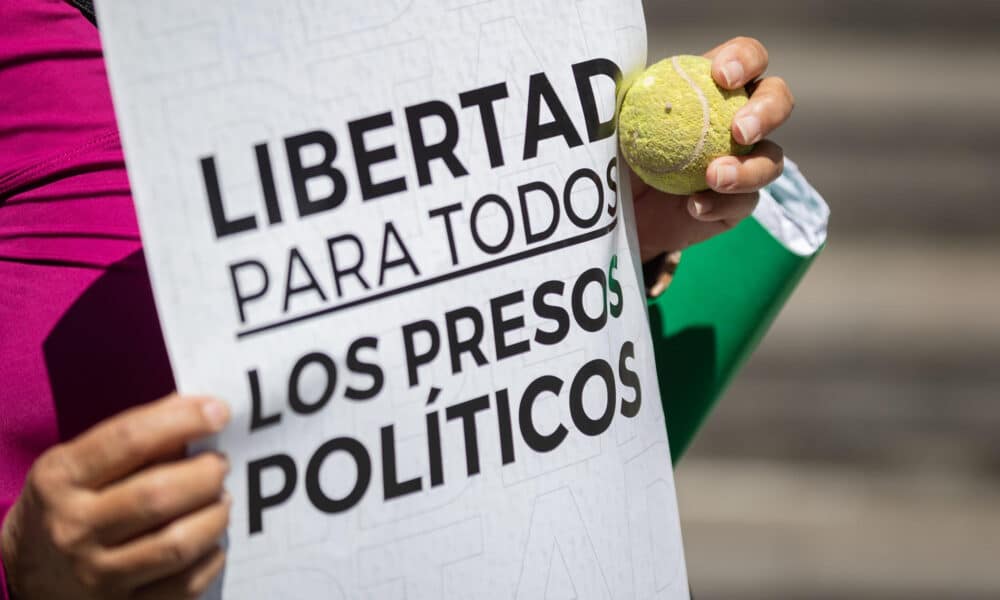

{"left": 98, "top": 2, "right": 689, "bottom": 597}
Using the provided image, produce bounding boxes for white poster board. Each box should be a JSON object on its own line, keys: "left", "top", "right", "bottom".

{"left": 97, "top": 1, "right": 689, "bottom": 597}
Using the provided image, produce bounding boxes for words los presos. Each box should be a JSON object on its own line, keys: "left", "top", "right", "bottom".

{"left": 244, "top": 258, "right": 644, "bottom": 536}
{"left": 201, "top": 58, "right": 627, "bottom": 329}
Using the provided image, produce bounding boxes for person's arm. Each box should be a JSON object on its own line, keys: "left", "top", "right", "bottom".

{"left": 629, "top": 37, "right": 815, "bottom": 461}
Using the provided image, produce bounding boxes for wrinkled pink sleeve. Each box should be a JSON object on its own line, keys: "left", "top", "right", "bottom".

{"left": 0, "top": 2, "right": 176, "bottom": 597}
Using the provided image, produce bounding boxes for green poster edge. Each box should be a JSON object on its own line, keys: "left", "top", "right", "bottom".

{"left": 648, "top": 217, "right": 823, "bottom": 464}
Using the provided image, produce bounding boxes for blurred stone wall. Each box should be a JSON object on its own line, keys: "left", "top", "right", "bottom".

{"left": 642, "top": 1, "right": 1000, "bottom": 597}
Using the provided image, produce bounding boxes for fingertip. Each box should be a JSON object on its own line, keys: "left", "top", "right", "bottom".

{"left": 199, "top": 398, "right": 230, "bottom": 432}
{"left": 707, "top": 158, "right": 740, "bottom": 192}
{"left": 710, "top": 37, "right": 768, "bottom": 89}
{"left": 191, "top": 449, "right": 230, "bottom": 475}
{"left": 687, "top": 196, "right": 714, "bottom": 221}
{"left": 732, "top": 113, "right": 762, "bottom": 146}
{"left": 753, "top": 139, "right": 787, "bottom": 175}
{"left": 713, "top": 58, "right": 745, "bottom": 89}
{"left": 207, "top": 451, "right": 230, "bottom": 476}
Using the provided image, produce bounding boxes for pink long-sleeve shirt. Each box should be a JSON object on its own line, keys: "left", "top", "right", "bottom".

{"left": 0, "top": 1, "right": 175, "bottom": 595}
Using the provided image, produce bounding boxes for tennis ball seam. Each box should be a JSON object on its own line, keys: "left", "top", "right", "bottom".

{"left": 669, "top": 56, "right": 711, "bottom": 175}
{"left": 637, "top": 57, "right": 711, "bottom": 176}
{"left": 619, "top": 55, "right": 750, "bottom": 195}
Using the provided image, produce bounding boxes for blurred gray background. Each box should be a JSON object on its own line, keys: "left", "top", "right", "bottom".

{"left": 642, "top": 1, "right": 1000, "bottom": 598}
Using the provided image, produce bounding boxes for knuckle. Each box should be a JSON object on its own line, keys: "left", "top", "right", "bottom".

{"left": 63, "top": 498, "right": 98, "bottom": 533}
{"left": 110, "top": 419, "right": 141, "bottom": 453}
{"left": 161, "top": 529, "right": 196, "bottom": 567}
{"left": 769, "top": 77, "right": 795, "bottom": 109}
{"left": 136, "top": 474, "right": 172, "bottom": 520}
{"left": 183, "top": 570, "right": 214, "bottom": 599}
{"left": 71, "top": 554, "right": 112, "bottom": 592}
{"left": 46, "top": 517, "right": 71, "bottom": 549}
{"left": 204, "top": 453, "right": 229, "bottom": 485}
{"left": 752, "top": 91, "right": 778, "bottom": 114}
{"left": 33, "top": 447, "right": 74, "bottom": 490}
{"left": 734, "top": 36, "right": 767, "bottom": 60}
{"left": 769, "top": 75, "right": 788, "bottom": 90}
{"left": 47, "top": 512, "right": 90, "bottom": 552}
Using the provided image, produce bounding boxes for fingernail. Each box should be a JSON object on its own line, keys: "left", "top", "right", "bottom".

{"left": 735, "top": 114, "right": 761, "bottom": 145}
{"left": 714, "top": 164, "right": 738, "bottom": 190}
{"left": 690, "top": 197, "right": 712, "bottom": 217}
{"left": 201, "top": 399, "right": 230, "bottom": 431}
{"left": 721, "top": 60, "right": 744, "bottom": 87}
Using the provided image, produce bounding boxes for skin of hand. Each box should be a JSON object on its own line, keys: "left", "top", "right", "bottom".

{"left": 632, "top": 37, "right": 795, "bottom": 261}
{"left": 0, "top": 395, "right": 231, "bottom": 600}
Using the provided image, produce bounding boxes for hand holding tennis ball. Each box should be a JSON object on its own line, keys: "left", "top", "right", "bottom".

{"left": 628, "top": 38, "right": 794, "bottom": 261}
{"left": 620, "top": 55, "right": 752, "bottom": 195}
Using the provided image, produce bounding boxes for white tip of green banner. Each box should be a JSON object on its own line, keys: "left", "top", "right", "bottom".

{"left": 754, "top": 159, "right": 829, "bottom": 257}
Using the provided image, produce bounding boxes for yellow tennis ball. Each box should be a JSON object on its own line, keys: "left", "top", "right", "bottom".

{"left": 619, "top": 55, "right": 752, "bottom": 195}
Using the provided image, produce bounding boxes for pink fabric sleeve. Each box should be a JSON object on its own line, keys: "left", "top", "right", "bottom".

{"left": 0, "top": 3, "right": 176, "bottom": 597}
